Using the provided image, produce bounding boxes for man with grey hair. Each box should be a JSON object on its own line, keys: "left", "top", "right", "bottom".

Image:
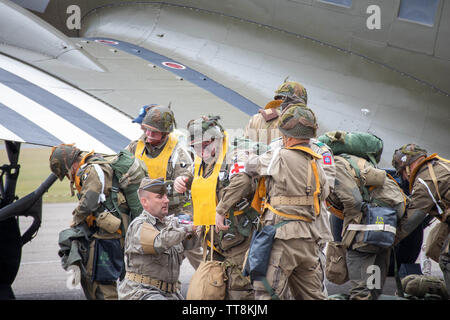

{"left": 118, "top": 177, "right": 201, "bottom": 300}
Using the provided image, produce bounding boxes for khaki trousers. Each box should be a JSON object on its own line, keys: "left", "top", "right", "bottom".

{"left": 254, "top": 237, "right": 326, "bottom": 300}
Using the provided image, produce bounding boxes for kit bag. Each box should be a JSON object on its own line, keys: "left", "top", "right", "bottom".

{"left": 187, "top": 230, "right": 226, "bottom": 300}
{"left": 318, "top": 130, "right": 383, "bottom": 165}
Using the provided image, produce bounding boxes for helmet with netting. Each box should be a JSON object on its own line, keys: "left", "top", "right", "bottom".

{"left": 392, "top": 144, "right": 427, "bottom": 175}
{"left": 141, "top": 105, "right": 176, "bottom": 133}
{"left": 49, "top": 144, "right": 82, "bottom": 180}
{"left": 278, "top": 104, "right": 317, "bottom": 139}
{"left": 187, "top": 115, "right": 224, "bottom": 146}
{"left": 274, "top": 81, "right": 308, "bottom": 104}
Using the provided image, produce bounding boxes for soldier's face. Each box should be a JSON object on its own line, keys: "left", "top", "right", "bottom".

{"left": 193, "top": 139, "right": 217, "bottom": 163}
{"left": 144, "top": 128, "right": 165, "bottom": 146}
{"left": 142, "top": 191, "right": 169, "bottom": 219}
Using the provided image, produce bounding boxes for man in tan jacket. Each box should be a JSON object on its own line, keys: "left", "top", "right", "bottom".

{"left": 118, "top": 177, "right": 201, "bottom": 300}
{"left": 244, "top": 81, "right": 308, "bottom": 146}
{"left": 392, "top": 144, "right": 450, "bottom": 296}
{"left": 244, "top": 104, "right": 329, "bottom": 300}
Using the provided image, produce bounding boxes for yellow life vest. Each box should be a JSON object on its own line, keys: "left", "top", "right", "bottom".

{"left": 191, "top": 132, "right": 228, "bottom": 226}
{"left": 135, "top": 133, "right": 178, "bottom": 179}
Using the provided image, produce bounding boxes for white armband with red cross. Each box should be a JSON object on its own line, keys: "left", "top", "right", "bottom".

{"left": 229, "top": 162, "right": 246, "bottom": 178}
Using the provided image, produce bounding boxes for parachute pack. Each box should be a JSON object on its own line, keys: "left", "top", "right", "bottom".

{"left": 92, "top": 150, "right": 148, "bottom": 223}
{"left": 318, "top": 130, "right": 383, "bottom": 166}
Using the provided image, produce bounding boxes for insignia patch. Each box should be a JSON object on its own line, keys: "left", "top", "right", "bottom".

{"left": 323, "top": 153, "right": 333, "bottom": 165}
{"left": 180, "top": 161, "right": 187, "bottom": 168}
{"left": 82, "top": 173, "right": 88, "bottom": 181}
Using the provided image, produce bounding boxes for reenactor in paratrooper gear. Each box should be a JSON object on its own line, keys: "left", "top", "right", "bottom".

{"left": 268, "top": 103, "right": 334, "bottom": 297}
{"left": 244, "top": 81, "right": 308, "bottom": 146}
{"left": 392, "top": 144, "right": 450, "bottom": 297}
{"left": 118, "top": 177, "right": 201, "bottom": 300}
{"left": 326, "top": 149, "right": 407, "bottom": 300}
{"left": 174, "top": 115, "right": 259, "bottom": 300}
{"left": 50, "top": 144, "right": 127, "bottom": 300}
{"left": 126, "top": 104, "right": 202, "bottom": 269}
{"left": 244, "top": 104, "right": 330, "bottom": 300}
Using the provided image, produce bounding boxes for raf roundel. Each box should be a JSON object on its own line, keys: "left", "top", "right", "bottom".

{"left": 94, "top": 39, "right": 119, "bottom": 45}
{"left": 162, "top": 62, "right": 186, "bottom": 70}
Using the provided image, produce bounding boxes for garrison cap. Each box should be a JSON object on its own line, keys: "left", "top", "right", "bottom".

{"left": 138, "top": 177, "right": 167, "bottom": 195}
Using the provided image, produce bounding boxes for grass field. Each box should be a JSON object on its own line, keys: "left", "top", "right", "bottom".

{"left": 1, "top": 141, "right": 76, "bottom": 203}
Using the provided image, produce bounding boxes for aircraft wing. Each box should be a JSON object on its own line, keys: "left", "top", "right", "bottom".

{"left": 0, "top": 53, "right": 141, "bottom": 155}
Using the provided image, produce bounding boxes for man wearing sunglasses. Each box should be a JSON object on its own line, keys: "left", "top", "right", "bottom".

{"left": 174, "top": 116, "right": 258, "bottom": 300}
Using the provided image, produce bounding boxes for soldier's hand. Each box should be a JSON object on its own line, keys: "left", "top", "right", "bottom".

{"left": 215, "top": 212, "right": 230, "bottom": 233}
{"left": 174, "top": 176, "right": 189, "bottom": 193}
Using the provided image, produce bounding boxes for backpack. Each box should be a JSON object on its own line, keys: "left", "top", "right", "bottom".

{"left": 318, "top": 131, "right": 383, "bottom": 166}
{"left": 93, "top": 150, "right": 148, "bottom": 223}
{"left": 338, "top": 154, "right": 406, "bottom": 248}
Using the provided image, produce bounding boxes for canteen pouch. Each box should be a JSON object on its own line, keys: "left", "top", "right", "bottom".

{"left": 425, "top": 221, "right": 449, "bottom": 262}
{"left": 92, "top": 238, "right": 124, "bottom": 282}
{"left": 96, "top": 211, "right": 121, "bottom": 234}
{"left": 362, "top": 204, "right": 397, "bottom": 248}
{"left": 325, "top": 241, "right": 349, "bottom": 285}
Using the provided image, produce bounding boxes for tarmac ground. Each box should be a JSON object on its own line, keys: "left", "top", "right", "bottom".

{"left": 11, "top": 202, "right": 444, "bottom": 300}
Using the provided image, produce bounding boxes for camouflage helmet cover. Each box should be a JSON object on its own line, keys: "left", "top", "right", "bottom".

{"left": 49, "top": 144, "right": 82, "bottom": 180}
{"left": 141, "top": 105, "right": 176, "bottom": 133}
{"left": 274, "top": 81, "right": 308, "bottom": 104}
{"left": 279, "top": 104, "right": 318, "bottom": 139}
{"left": 392, "top": 144, "right": 427, "bottom": 175}
{"left": 187, "top": 115, "right": 224, "bottom": 145}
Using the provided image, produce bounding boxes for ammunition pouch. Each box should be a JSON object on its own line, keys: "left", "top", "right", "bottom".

{"left": 325, "top": 241, "right": 349, "bottom": 285}
{"left": 219, "top": 206, "right": 259, "bottom": 251}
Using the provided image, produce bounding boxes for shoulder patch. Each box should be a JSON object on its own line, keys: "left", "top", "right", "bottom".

{"left": 322, "top": 152, "right": 333, "bottom": 165}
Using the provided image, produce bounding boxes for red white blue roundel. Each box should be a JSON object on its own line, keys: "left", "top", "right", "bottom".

{"left": 162, "top": 62, "right": 186, "bottom": 70}
{"left": 94, "top": 39, "right": 119, "bottom": 45}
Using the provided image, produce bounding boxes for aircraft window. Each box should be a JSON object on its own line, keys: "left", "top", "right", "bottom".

{"left": 398, "top": 0, "right": 439, "bottom": 26}
{"left": 318, "top": 0, "right": 352, "bottom": 8}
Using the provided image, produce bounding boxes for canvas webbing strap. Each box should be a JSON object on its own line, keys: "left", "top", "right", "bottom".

{"left": 347, "top": 223, "right": 396, "bottom": 234}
